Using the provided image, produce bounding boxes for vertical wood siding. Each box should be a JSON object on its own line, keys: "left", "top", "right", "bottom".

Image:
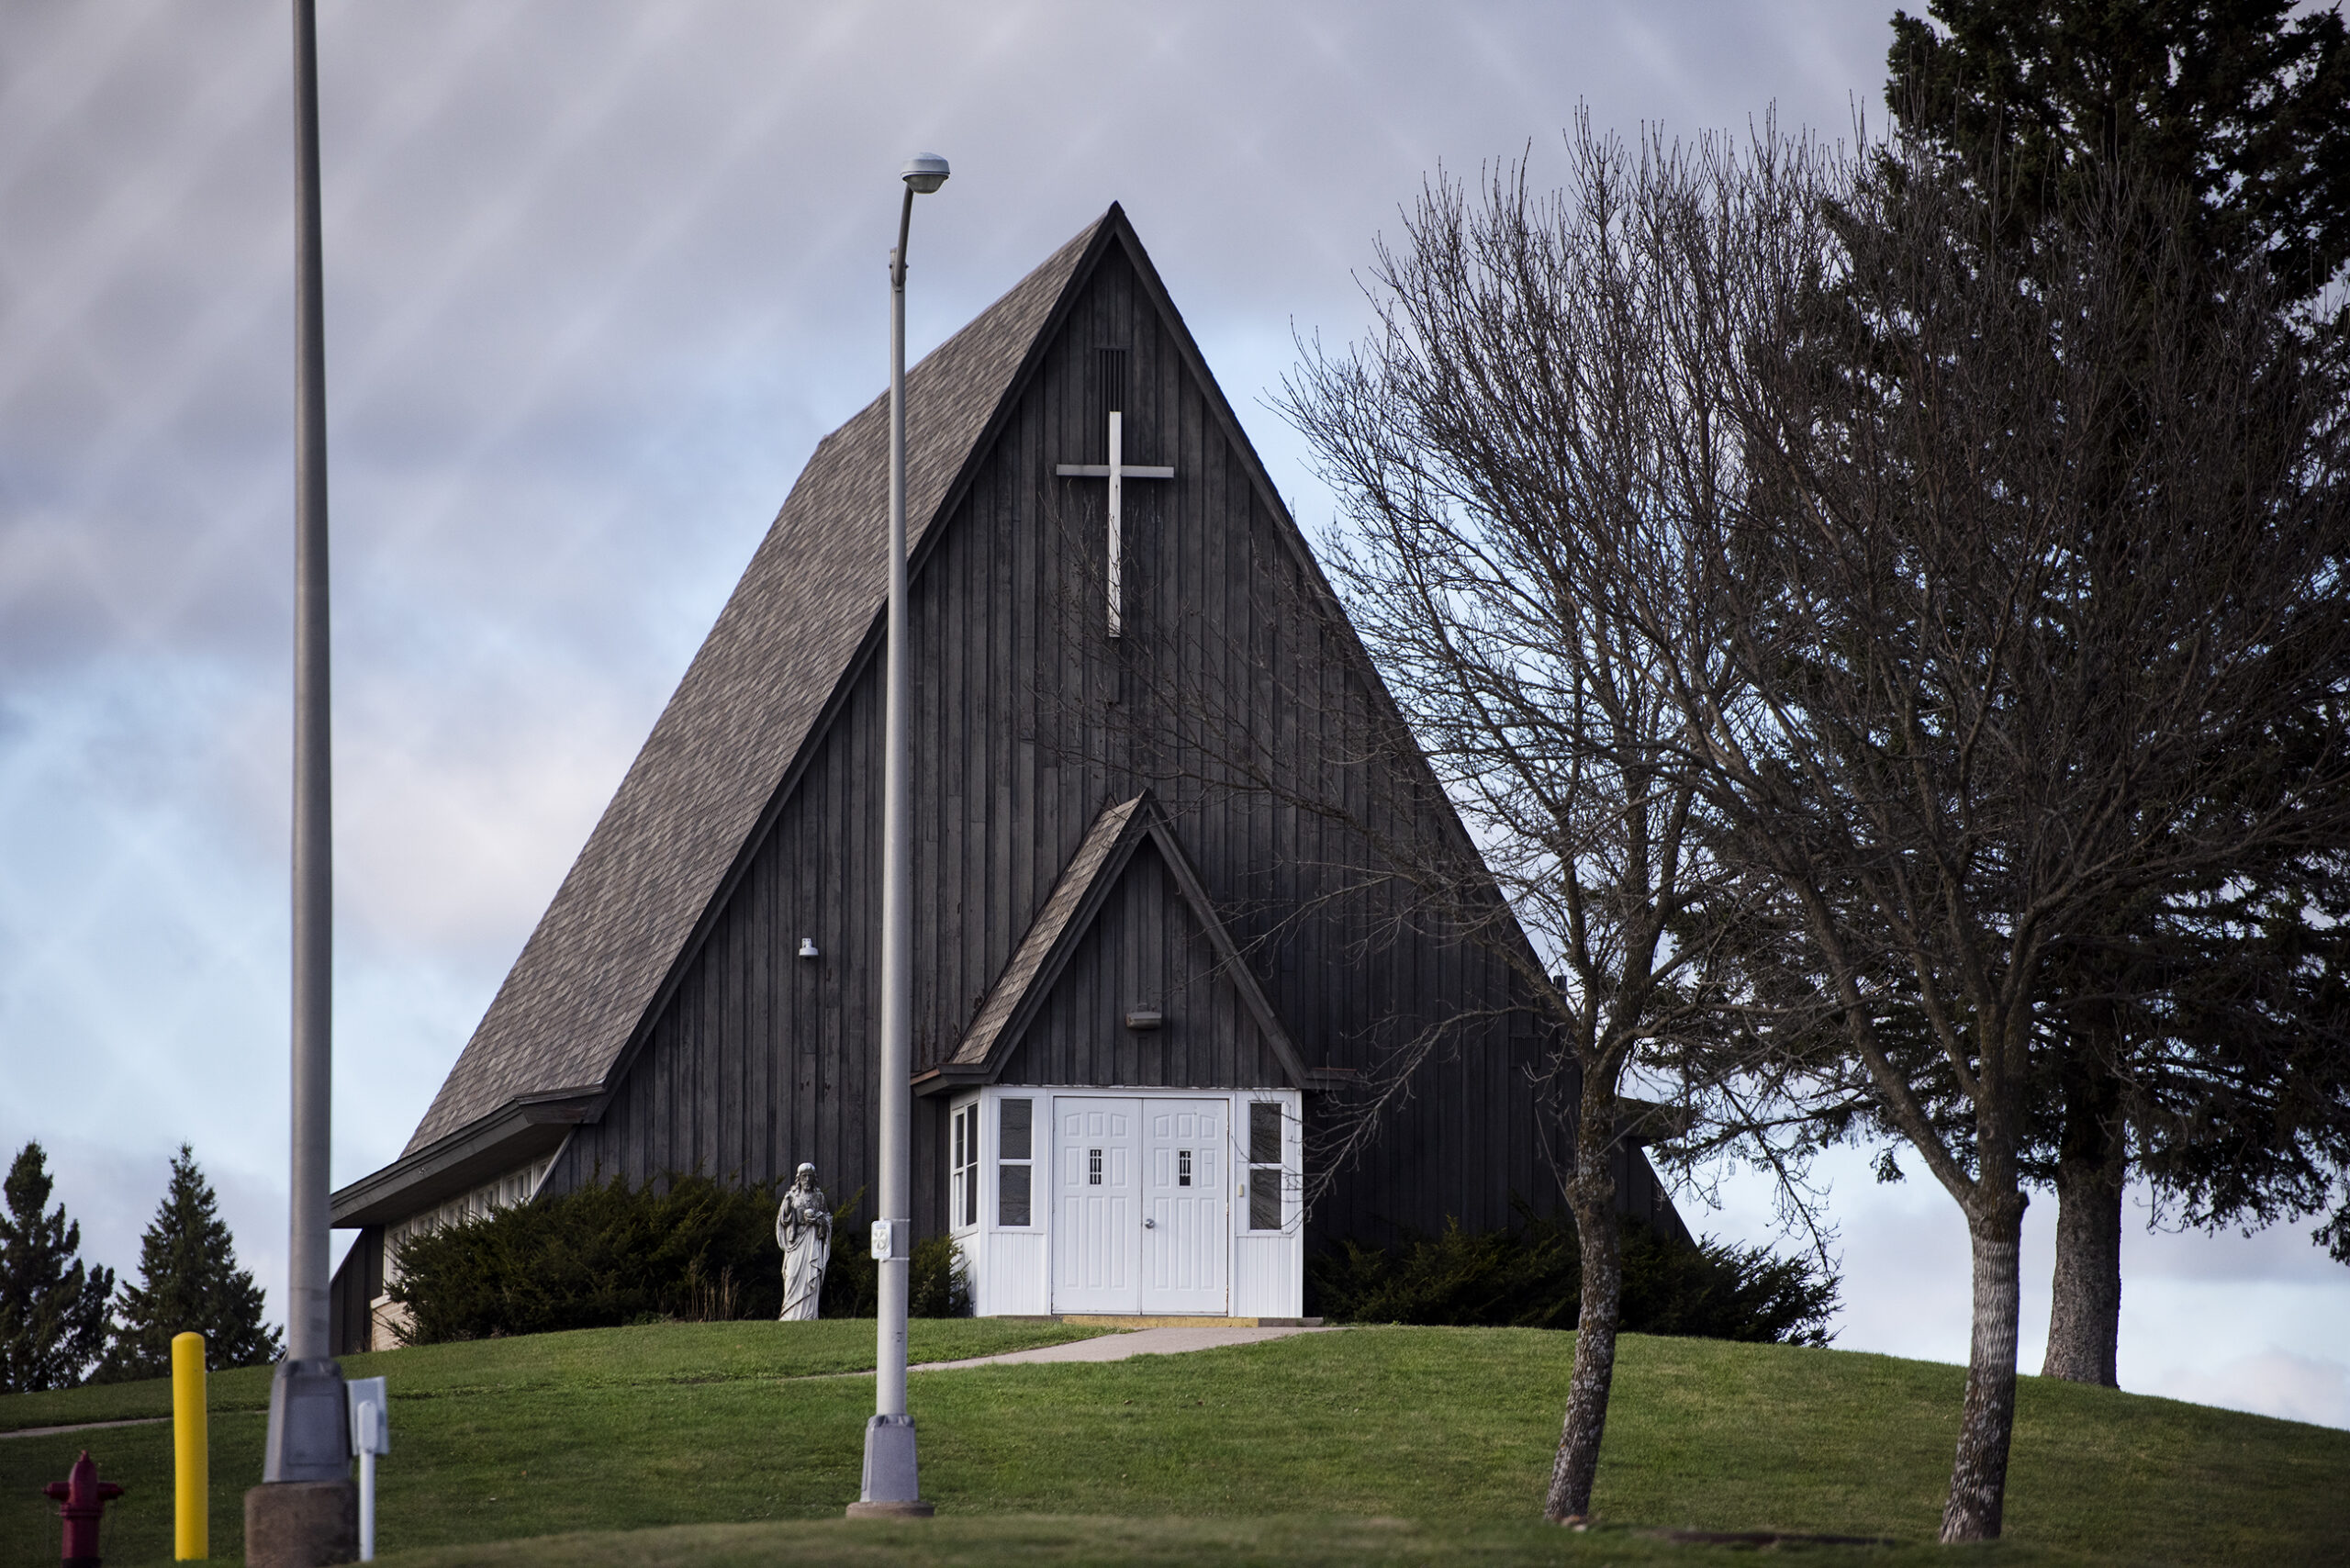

{"left": 328, "top": 1225, "right": 385, "bottom": 1356}
{"left": 1001, "top": 840, "right": 1286, "bottom": 1090}
{"left": 543, "top": 241, "right": 1663, "bottom": 1255}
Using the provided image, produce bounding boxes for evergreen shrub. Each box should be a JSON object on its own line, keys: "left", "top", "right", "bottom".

{"left": 388, "top": 1173, "right": 968, "bottom": 1343}
{"left": 803, "top": 1224, "right": 967, "bottom": 1320}
{"left": 908, "top": 1234, "right": 971, "bottom": 1319}
{"left": 1308, "top": 1206, "right": 1839, "bottom": 1345}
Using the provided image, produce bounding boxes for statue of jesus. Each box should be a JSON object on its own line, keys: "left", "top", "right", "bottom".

{"left": 775, "top": 1163, "right": 831, "bottom": 1321}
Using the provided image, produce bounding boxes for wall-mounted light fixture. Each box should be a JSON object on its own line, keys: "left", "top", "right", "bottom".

{"left": 799, "top": 937, "right": 820, "bottom": 959}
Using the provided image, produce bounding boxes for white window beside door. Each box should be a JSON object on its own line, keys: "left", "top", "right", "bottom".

{"left": 950, "top": 1101, "right": 980, "bottom": 1229}
{"left": 997, "top": 1097, "right": 1034, "bottom": 1226}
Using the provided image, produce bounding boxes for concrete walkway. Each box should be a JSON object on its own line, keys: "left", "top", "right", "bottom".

{"left": 908, "top": 1323, "right": 1339, "bottom": 1372}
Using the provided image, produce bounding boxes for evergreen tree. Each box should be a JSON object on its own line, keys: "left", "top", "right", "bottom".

{"left": 1882, "top": 0, "right": 2350, "bottom": 1387}
{"left": 0, "top": 1141, "right": 116, "bottom": 1393}
{"left": 100, "top": 1145, "right": 280, "bottom": 1381}
{"left": 1887, "top": 0, "right": 2350, "bottom": 296}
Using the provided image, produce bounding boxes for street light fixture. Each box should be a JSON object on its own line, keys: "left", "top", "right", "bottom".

{"left": 847, "top": 151, "right": 949, "bottom": 1521}
{"left": 902, "top": 153, "right": 950, "bottom": 195}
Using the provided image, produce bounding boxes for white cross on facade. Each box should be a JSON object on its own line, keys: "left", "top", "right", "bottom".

{"left": 1056, "top": 409, "right": 1173, "bottom": 638}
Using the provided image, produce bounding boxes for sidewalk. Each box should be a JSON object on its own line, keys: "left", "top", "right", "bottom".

{"left": 908, "top": 1323, "right": 1339, "bottom": 1372}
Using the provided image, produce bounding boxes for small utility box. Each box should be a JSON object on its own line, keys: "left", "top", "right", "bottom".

{"left": 347, "top": 1376, "right": 389, "bottom": 1562}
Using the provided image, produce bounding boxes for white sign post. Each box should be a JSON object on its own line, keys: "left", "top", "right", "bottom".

{"left": 346, "top": 1377, "right": 389, "bottom": 1562}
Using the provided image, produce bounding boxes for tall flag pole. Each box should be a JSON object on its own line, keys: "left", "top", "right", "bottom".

{"left": 251, "top": 0, "right": 356, "bottom": 1558}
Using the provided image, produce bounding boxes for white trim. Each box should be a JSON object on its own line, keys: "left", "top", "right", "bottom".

{"left": 955, "top": 1083, "right": 1302, "bottom": 1319}
{"left": 530, "top": 1132, "right": 571, "bottom": 1201}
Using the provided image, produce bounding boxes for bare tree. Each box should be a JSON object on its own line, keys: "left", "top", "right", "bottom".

{"left": 1286, "top": 113, "right": 2348, "bottom": 1543}
{"left": 1648, "top": 149, "right": 2350, "bottom": 1540}
{"left": 1278, "top": 121, "right": 1818, "bottom": 1525}
{"left": 1878, "top": 0, "right": 2350, "bottom": 1387}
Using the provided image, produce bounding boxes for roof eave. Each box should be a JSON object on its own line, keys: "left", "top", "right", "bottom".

{"left": 911, "top": 1064, "right": 990, "bottom": 1098}
{"left": 331, "top": 1088, "right": 600, "bottom": 1228}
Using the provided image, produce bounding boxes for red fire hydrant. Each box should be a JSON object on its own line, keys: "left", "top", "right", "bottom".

{"left": 43, "top": 1450, "right": 124, "bottom": 1567}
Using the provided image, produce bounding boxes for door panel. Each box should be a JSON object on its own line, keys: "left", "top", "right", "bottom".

{"left": 1141, "top": 1101, "right": 1228, "bottom": 1314}
{"left": 1052, "top": 1098, "right": 1139, "bottom": 1313}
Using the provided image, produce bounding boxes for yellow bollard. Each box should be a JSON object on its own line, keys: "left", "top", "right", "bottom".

{"left": 172, "top": 1331, "right": 207, "bottom": 1560}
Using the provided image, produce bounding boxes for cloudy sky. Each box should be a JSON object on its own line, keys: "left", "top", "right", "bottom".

{"left": 5, "top": 0, "right": 2344, "bottom": 1430}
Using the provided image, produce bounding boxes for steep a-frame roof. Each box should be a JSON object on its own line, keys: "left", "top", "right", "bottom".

{"left": 402, "top": 213, "right": 1108, "bottom": 1153}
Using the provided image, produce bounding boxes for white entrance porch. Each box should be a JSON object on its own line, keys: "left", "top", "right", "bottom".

{"left": 946, "top": 1084, "right": 1303, "bottom": 1319}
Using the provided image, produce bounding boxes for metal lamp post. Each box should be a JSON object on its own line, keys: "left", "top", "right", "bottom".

{"left": 249, "top": 0, "right": 356, "bottom": 1562}
{"left": 848, "top": 151, "right": 949, "bottom": 1521}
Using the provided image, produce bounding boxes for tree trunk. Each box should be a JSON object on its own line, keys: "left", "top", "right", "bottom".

{"left": 2042, "top": 1068, "right": 2124, "bottom": 1386}
{"left": 1544, "top": 1092, "right": 1622, "bottom": 1524}
{"left": 1941, "top": 1188, "right": 2027, "bottom": 1542}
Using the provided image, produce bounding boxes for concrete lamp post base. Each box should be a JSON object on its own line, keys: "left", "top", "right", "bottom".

{"left": 846, "top": 1499, "right": 938, "bottom": 1518}
{"left": 846, "top": 1413, "right": 933, "bottom": 1518}
{"left": 245, "top": 1479, "right": 358, "bottom": 1567}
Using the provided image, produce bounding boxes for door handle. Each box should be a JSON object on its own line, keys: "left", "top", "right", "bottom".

{"left": 1143, "top": 1217, "right": 1158, "bottom": 1228}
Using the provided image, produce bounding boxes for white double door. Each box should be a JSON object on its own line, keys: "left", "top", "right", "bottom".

{"left": 1052, "top": 1095, "right": 1228, "bottom": 1315}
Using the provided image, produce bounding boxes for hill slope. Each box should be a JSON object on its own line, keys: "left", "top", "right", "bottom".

{"left": 2, "top": 1322, "right": 2342, "bottom": 1565}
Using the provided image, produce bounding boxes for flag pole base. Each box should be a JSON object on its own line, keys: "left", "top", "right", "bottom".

{"left": 245, "top": 1479, "right": 357, "bottom": 1567}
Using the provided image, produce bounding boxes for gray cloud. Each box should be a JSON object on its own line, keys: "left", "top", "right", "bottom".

{"left": 7, "top": 0, "right": 2339, "bottom": 1425}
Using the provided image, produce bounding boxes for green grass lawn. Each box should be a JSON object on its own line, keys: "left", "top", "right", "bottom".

{"left": 3, "top": 1323, "right": 2343, "bottom": 1567}
{"left": 0, "top": 1316, "right": 1107, "bottom": 1436}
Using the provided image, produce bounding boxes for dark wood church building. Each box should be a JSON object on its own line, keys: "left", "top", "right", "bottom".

{"left": 330, "top": 207, "right": 1684, "bottom": 1349}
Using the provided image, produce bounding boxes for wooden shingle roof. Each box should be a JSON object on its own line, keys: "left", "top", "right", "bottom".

{"left": 947, "top": 794, "right": 1150, "bottom": 1075}
{"left": 404, "top": 212, "right": 1108, "bottom": 1153}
